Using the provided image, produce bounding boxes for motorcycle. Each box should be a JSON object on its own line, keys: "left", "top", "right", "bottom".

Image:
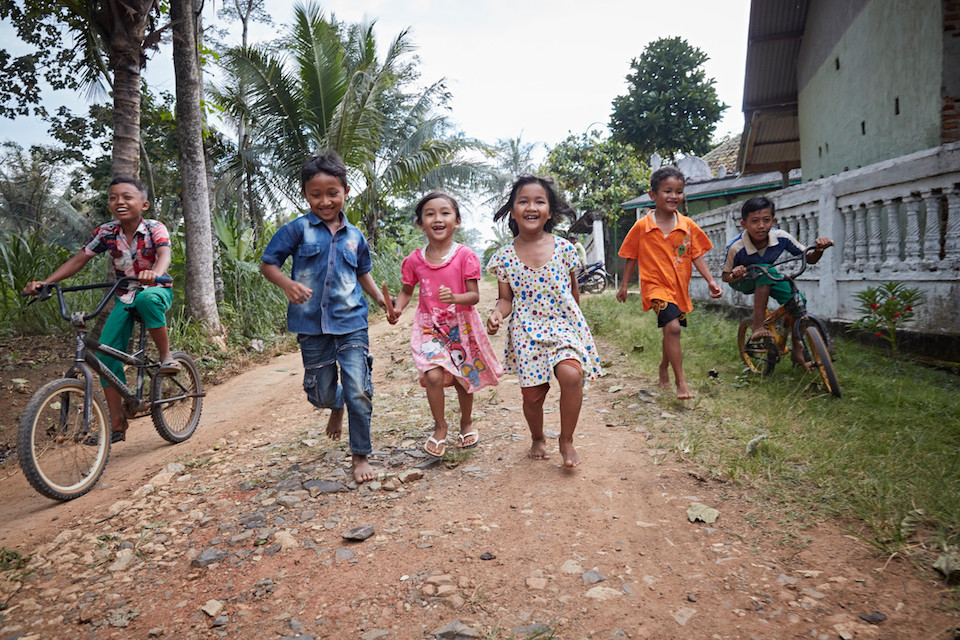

{"left": 577, "top": 261, "right": 610, "bottom": 294}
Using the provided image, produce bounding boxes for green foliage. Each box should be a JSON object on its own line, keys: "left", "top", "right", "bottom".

{"left": 581, "top": 294, "right": 960, "bottom": 555}
{"left": 610, "top": 36, "right": 728, "bottom": 161}
{"left": 851, "top": 282, "right": 924, "bottom": 357}
{"left": 543, "top": 130, "right": 649, "bottom": 225}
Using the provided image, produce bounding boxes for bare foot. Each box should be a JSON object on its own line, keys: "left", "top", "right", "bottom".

{"left": 676, "top": 380, "right": 693, "bottom": 400}
{"left": 558, "top": 440, "right": 580, "bottom": 468}
{"left": 528, "top": 438, "right": 550, "bottom": 460}
{"left": 791, "top": 352, "right": 814, "bottom": 372}
{"left": 326, "top": 407, "right": 344, "bottom": 440}
{"left": 352, "top": 455, "right": 376, "bottom": 483}
{"left": 750, "top": 326, "right": 774, "bottom": 340}
{"left": 658, "top": 362, "right": 671, "bottom": 388}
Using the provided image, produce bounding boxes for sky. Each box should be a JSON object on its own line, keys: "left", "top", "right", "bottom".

{"left": 0, "top": 1, "right": 751, "bottom": 235}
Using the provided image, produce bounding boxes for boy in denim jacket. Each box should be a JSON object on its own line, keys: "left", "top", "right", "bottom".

{"left": 260, "top": 153, "right": 388, "bottom": 483}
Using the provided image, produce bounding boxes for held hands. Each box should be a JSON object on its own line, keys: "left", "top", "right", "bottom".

{"left": 485, "top": 309, "right": 503, "bottom": 335}
{"left": 382, "top": 282, "right": 399, "bottom": 324}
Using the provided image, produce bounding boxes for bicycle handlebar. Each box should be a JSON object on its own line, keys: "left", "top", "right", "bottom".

{"left": 744, "top": 243, "right": 832, "bottom": 283}
{"left": 28, "top": 276, "right": 172, "bottom": 323}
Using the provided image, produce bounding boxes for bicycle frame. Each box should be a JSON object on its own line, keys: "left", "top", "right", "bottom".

{"left": 39, "top": 277, "right": 168, "bottom": 422}
{"left": 746, "top": 247, "right": 837, "bottom": 355}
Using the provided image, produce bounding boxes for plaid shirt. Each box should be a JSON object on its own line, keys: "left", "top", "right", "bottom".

{"left": 83, "top": 218, "right": 171, "bottom": 303}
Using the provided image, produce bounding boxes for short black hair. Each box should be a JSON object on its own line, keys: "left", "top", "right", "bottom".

{"left": 414, "top": 192, "right": 461, "bottom": 225}
{"left": 493, "top": 175, "right": 575, "bottom": 237}
{"left": 300, "top": 152, "right": 348, "bottom": 191}
{"left": 109, "top": 176, "right": 148, "bottom": 199}
{"left": 740, "top": 195, "right": 776, "bottom": 220}
{"left": 649, "top": 166, "right": 685, "bottom": 193}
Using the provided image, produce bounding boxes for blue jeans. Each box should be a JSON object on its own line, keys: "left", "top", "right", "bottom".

{"left": 299, "top": 330, "right": 373, "bottom": 455}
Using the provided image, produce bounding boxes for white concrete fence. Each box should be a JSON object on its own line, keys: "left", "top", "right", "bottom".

{"left": 685, "top": 142, "right": 960, "bottom": 334}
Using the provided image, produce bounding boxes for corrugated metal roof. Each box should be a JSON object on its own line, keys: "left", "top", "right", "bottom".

{"left": 621, "top": 168, "right": 802, "bottom": 210}
{"left": 739, "top": 0, "right": 810, "bottom": 174}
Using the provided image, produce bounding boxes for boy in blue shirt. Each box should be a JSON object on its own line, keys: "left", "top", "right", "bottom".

{"left": 721, "top": 196, "right": 831, "bottom": 368}
{"left": 260, "top": 153, "right": 389, "bottom": 483}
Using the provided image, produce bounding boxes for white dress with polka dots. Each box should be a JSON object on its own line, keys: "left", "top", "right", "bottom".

{"left": 487, "top": 237, "right": 603, "bottom": 388}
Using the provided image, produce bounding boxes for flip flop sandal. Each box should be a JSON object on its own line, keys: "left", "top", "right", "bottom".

{"left": 423, "top": 436, "right": 446, "bottom": 457}
{"left": 457, "top": 431, "right": 479, "bottom": 449}
{"left": 159, "top": 359, "right": 182, "bottom": 375}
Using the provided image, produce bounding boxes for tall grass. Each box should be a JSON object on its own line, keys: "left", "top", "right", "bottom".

{"left": 581, "top": 294, "right": 960, "bottom": 555}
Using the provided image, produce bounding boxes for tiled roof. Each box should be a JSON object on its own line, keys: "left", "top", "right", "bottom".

{"left": 699, "top": 135, "right": 742, "bottom": 179}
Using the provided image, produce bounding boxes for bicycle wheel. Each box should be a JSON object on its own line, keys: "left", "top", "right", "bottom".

{"left": 151, "top": 351, "right": 203, "bottom": 443}
{"left": 18, "top": 378, "right": 111, "bottom": 501}
{"left": 737, "top": 320, "right": 778, "bottom": 375}
{"left": 582, "top": 272, "right": 606, "bottom": 294}
{"left": 802, "top": 324, "right": 841, "bottom": 398}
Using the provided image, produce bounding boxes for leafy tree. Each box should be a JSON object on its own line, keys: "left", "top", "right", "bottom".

{"left": 218, "top": 2, "right": 485, "bottom": 243}
{"left": 543, "top": 130, "right": 648, "bottom": 225}
{"left": 610, "top": 36, "right": 727, "bottom": 162}
{"left": 477, "top": 135, "right": 539, "bottom": 212}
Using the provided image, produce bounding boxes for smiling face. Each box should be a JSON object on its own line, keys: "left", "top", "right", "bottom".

{"left": 303, "top": 171, "right": 349, "bottom": 225}
{"left": 108, "top": 182, "right": 149, "bottom": 226}
{"left": 418, "top": 196, "right": 460, "bottom": 245}
{"left": 741, "top": 207, "right": 776, "bottom": 247}
{"left": 510, "top": 183, "right": 552, "bottom": 236}
{"left": 647, "top": 175, "right": 685, "bottom": 216}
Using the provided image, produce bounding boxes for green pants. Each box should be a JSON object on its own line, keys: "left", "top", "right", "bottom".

{"left": 97, "top": 287, "right": 173, "bottom": 386}
{"left": 729, "top": 264, "right": 802, "bottom": 306}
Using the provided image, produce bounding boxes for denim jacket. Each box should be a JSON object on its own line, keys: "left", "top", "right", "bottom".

{"left": 260, "top": 211, "right": 372, "bottom": 335}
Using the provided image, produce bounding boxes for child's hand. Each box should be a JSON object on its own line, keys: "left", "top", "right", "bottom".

{"left": 437, "top": 285, "right": 454, "bottom": 304}
{"left": 381, "top": 282, "right": 398, "bottom": 324}
{"left": 814, "top": 237, "right": 833, "bottom": 251}
{"left": 284, "top": 281, "right": 313, "bottom": 305}
{"left": 708, "top": 280, "right": 723, "bottom": 298}
{"left": 138, "top": 269, "right": 160, "bottom": 285}
{"left": 486, "top": 310, "right": 502, "bottom": 335}
{"left": 615, "top": 285, "right": 629, "bottom": 303}
{"left": 731, "top": 265, "right": 747, "bottom": 280}
{"left": 23, "top": 281, "right": 45, "bottom": 296}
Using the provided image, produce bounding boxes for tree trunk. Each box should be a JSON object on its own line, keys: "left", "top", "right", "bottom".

{"left": 111, "top": 64, "right": 141, "bottom": 178}
{"left": 171, "top": 0, "right": 224, "bottom": 337}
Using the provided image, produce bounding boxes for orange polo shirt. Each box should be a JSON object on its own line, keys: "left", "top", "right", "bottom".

{"left": 617, "top": 210, "right": 713, "bottom": 312}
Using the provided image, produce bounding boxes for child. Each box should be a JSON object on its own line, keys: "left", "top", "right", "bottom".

{"left": 260, "top": 152, "right": 389, "bottom": 484}
{"left": 615, "top": 167, "right": 722, "bottom": 400}
{"left": 486, "top": 176, "right": 603, "bottom": 468}
{"left": 384, "top": 192, "right": 502, "bottom": 457}
{"left": 721, "top": 195, "right": 832, "bottom": 369}
{"left": 23, "top": 176, "right": 177, "bottom": 444}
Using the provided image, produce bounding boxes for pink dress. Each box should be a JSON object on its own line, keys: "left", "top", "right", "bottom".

{"left": 401, "top": 244, "right": 503, "bottom": 392}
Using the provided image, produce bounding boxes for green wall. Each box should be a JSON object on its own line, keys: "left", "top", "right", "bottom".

{"left": 798, "top": 0, "right": 942, "bottom": 180}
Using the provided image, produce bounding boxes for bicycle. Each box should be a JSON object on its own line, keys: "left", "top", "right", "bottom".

{"left": 19, "top": 277, "right": 204, "bottom": 500}
{"left": 577, "top": 261, "right": 610, "bottom": 295}
{"left": 736, "top": 245, "right": 841, "bottom": 397}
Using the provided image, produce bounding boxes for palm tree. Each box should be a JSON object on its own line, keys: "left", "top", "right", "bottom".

{"left": 218, "top": 2, "right": 486, "bottom": 241}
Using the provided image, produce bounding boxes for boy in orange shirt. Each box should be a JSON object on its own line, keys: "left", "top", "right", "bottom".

{"left": 616, "top": 167, "right": 722, "bottom": 399}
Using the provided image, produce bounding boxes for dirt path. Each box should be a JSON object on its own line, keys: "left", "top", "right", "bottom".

{"left": 0, "top": 281, "right": 956, "bottom": 639}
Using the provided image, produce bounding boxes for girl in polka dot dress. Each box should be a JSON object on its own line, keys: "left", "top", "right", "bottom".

{"left": 486, "top": 176, "right": 603, "bottom": 467}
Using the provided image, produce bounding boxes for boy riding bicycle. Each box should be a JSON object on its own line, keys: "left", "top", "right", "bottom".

{"left": 721, "top": 196, "right": 832, "bottom": 369}
{"left": 23, "top": 176, "right": 177, "bottom": 443}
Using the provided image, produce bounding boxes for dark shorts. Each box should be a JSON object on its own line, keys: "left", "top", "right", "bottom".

{"left": 652, "top": 299, "right": 686, "bottom": 328}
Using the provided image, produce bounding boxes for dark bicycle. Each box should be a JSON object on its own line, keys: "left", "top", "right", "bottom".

{"left": 736, "top": 245, "right": 841, "bottom": 397}
{"left": 19, "top": 277, "right": 204, "bottom": 500}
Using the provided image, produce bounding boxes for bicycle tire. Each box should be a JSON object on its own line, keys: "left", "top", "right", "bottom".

{"left": 582, "top": 272, "right": 606, "bottom": 295}
{"left": 18, "top": 378, "right": 111, "bottom": 501}
{"left": 802, "top": 324, "right": 841, "bottom": 398}
{"left": 737, "top": 320, "right": 778, "bottom": 375}
{"left": 151, "top": 351, "right": 203, "bottom": 443}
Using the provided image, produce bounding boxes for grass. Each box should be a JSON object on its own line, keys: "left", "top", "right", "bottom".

{"left": 580, "top": 294, "right": 960, "bottom": 564}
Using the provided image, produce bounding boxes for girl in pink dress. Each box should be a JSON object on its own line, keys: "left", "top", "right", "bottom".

{"left": 385, "top": 192, "right": 502, "bottom": 457}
